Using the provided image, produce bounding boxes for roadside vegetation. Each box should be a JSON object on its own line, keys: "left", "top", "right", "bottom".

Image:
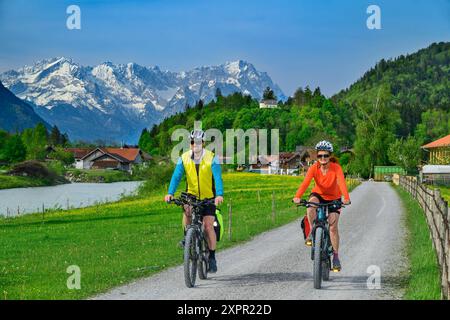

{"left": 395, "top": 186, "right": 441, "bottom": 300}
{"left": 0, "top": 172, "right": 360, "bottom": 299}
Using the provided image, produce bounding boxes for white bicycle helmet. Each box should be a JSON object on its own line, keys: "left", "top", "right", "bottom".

{"left": 315, "top": 140, "right": 333, "bottom": 153}
{"left": 190, "top": 129, "right": 205, "bottom": 141}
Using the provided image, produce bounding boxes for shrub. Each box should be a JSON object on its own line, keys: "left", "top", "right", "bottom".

{"left": 137, "top": 162, "right": 174, "bottom": 196}
{"left": 9, "top": 160, "right": 56, "bottom": 180}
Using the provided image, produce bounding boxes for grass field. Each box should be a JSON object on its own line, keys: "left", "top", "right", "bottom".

{"left": 436, "top": 186, "right": 450, "bottom": 202}
{"left": 394, "top": 186, "right": 441, "bottom": 300}
{"left": 0, "top": 174, "right": 50, "bottom": 190}
{"left": 0, "top": 173, "right": 359, "bottom": 300}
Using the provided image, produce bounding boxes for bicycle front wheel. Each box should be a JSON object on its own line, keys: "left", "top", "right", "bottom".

{"left": 184, "top": 227, "right": 198, "bottom": 288}
{"left": 313, "top": 227, "right": 323, "bottom": 289}
{"left": 198, "top": 235, "right": 209, "bottom": 280}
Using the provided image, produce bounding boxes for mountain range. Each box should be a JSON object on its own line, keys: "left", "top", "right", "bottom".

{"left": 0, "top": 58, "right": 285, "bottom": 143}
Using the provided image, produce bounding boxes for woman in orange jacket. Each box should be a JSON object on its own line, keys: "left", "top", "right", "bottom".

{"left": 293, "top": 140, "right": 351, "bottom": 271}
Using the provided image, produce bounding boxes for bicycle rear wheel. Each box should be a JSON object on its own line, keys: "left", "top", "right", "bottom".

{"left": 184, "top": 227, "right": 198, "bottom": 288}
{"left": 313, "top": 227, "right": 323, "bottom": 289}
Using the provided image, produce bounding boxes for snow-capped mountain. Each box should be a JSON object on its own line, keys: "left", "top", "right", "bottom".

{"left": 0, "top": 57, "right": 285, "bottom": 143}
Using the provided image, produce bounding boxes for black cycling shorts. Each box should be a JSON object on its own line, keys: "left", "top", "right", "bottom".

{"left": 308, "top": 192, "right": 341, "bottom": 214}
{"left": 183, "top": 200, "right": 216, "bottom": 217}
{"left": 201, "top": 203, "right": 216, "bottom": 217}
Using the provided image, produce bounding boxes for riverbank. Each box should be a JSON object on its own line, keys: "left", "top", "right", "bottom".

{"left": 0, "top": 181, "right": 143, "bottom": 217}
{"left": 0, "top": 174, "right": 51, "bottom": 190}
{"left": 65, "top": 169, "right": 134, "bottom": 183}
{"left": 0, "top": 173, "right": 360, "bottom": 299}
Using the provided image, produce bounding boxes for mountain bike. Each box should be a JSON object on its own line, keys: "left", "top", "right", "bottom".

{"left": 169, "top": 192, "right": 214, "bottom": 288}
{"left": 296, "top": 199, "right": 344, "bottom": 289}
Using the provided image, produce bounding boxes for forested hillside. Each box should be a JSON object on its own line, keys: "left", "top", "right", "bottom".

{"left": 334, "top": 41, "right": 449, "bottom": 140}
{"left": 139, "top": 89, "right": 354, "bottom": 158}
{"left": 0, "top": 80, "right": 50, "bottom": 133}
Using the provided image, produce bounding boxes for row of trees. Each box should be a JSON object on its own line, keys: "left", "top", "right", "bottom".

{"left": 0, "top": 124, "right": 73, "bottom": 165}
{"left": 138, "top": 79, "right": 447, "bottom": 178}
{"left": 138, "top": 89, "right": 354, "bottom": 165}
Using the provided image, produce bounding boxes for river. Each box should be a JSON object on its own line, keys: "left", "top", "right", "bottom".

{"left": 0, "top": 181, "right": 143, "bottom": 217}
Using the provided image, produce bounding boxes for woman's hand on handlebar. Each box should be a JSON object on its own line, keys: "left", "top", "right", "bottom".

{"left": 164, "top": 194, "right": 173, "bottom": 203}
{"left": 292, "top": 197, "right": 301, "bottom": 204}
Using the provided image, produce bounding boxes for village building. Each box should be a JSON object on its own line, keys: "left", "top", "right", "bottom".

{"left": 65, "top": 148, "right": 94, "bottom": 169}
{"left": 420, "top": 165, "right": 450, "bottom": 186}
{"left": 65, "top": 146, "right": 151, "bottom": 172}
{"left": 421, "top": 134, "right": 450, "bottom": 165}
{"left": 259, "top": 99, "right": 278, "bottom": 109}
{"left": 248, "top": 151, "right": 306, "bottom": 175}
{"left": 248, "top": 154, "right": 280, "bottom": 174}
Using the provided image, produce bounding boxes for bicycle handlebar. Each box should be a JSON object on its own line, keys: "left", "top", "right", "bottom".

{"left": 293, "top": 199, "right": 346, "bottom": 208}
{"left": 169, "top": 196, "right": 215, "bottom": 208}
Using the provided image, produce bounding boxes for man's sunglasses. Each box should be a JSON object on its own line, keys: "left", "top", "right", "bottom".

{"left": 190, "top": 140, "right": 202, "bottom": 145}
{"left": 317, "top": 154, "right": 330, "bottom": 159}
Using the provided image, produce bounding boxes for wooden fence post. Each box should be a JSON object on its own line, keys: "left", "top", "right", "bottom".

{"left": 272, "top": 190, "right": 276, "bottom": 223}
{"left": 228, "top": 198, "right": 232, "bottom": 241}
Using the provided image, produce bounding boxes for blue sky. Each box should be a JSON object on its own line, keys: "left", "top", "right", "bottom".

{"left": 0, "top": 0, "right": 449, "bottom": 96}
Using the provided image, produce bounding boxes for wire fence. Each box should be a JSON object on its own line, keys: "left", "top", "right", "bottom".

{"left": 395, "top": 174, "right": 449, "bottom": 299}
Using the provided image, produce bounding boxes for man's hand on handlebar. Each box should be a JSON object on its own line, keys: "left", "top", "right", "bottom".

{"left": 292, "top": 197, "right": 301, "bottom": 204}
{"left": 164, "top": 194, "right": 173, "bottom": 203}
{"left": 343, "top": 199, "right": 351, "bottom": 205}
{"left": 215, "top": 196, "right": 224, "bottom": 207}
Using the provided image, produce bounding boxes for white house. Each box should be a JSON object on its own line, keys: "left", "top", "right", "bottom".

{"left": 420, "top": 165, "right": 450, "bottom": 185}
{"left": 259, "top": 99, "right": 278, "bottom": 109}
{"left": 65, "top": 147, "right": 151, "bottom": 172}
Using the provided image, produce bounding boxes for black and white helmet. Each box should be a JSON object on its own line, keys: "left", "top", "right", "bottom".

{"left": 190, "top": 129, "right": 205, "bottom": 141}
{"left": 315, "top": 140, "right": 333, "bottom": 153}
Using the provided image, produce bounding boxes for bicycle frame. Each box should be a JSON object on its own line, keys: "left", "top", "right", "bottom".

{"left": 311, "top": 206, "right": 333, "bottom": 261}
{"left": 296, "top": 199, "right": 343, "bottom": 288}
{"left": 169, "top": 192, "right": 214, "bottom": 287}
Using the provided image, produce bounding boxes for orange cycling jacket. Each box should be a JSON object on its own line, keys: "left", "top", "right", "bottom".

{"left": 295, "top": 161, "right": 350, "bottom": 202}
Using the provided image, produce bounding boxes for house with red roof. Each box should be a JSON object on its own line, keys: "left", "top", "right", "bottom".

{"left": 421, "top": 134, "right": 450, "bottom": 165}
{"left": 65, "top": 146, "right": 151, "bottom": 171}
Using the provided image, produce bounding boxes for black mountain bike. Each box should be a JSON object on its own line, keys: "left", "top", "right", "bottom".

{"left": 296, "top": 199, "right": 344, "bottom": 289}
{"left": 170, "top": 192, "right": 214, "bottom": 288}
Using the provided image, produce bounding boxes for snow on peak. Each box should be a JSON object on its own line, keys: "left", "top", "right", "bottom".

{"left": 0, "top": 58, "right": 286, "bottom": 142}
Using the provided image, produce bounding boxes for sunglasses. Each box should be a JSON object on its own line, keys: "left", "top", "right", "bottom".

{"left": 190, "top": 140, "right": 203, "bottom": 145}
{"left": 317, "top": 154, "right": 330, "bottom": 159}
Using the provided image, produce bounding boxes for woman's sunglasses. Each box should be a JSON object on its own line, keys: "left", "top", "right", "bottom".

{"left": 317, "top": 154, "right": 330, "bottom": 159}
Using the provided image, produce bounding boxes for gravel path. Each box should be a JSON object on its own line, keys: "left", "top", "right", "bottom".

{"left": 95, "top": 181, "right": 407, "bottom": 300}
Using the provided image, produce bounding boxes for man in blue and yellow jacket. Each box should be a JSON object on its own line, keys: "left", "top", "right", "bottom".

{"left": 164, "top": 129, "right": 224, "bottom": 273}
